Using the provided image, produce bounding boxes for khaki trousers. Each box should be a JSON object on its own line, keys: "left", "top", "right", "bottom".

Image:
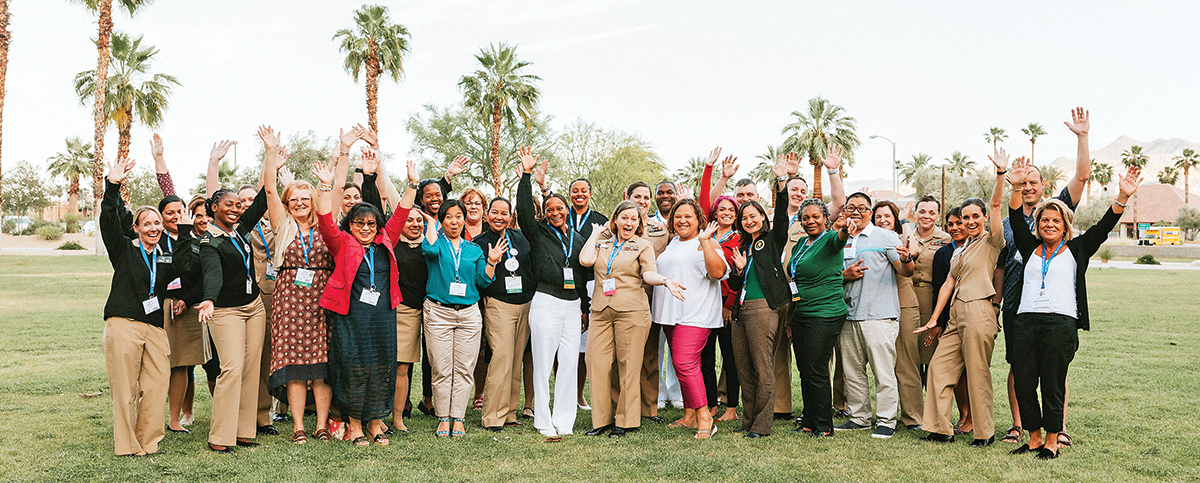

{"left": 423, "top": 299, "right": 483, "bottom": 419}
{"left": 639, "top": 323, "right": 662, "bottom": 417}
{"left": 208, "top": 298, "right": 267, "bottom": 446}
{"left": 773, "top": 309, "right": 793, "bottom": 414}
{"left": 480, "top": 297, "right": 531, "bottom": 427}
{"left": 588, "top": 307, "right": 652, "bottom": 429}
{"left": 256, "top": 293, "right": 274, "bottom": 426}
{"left": 103, "top": 317, "right": 170, "bottom": 455}
{"left": 913, "top": 285, "right": 939, "bottom": 363}
{"left": 923, "top": 298, "right": 999, "bottom": 437}
{"left": 895, "top": 304, "right": 925, "bottom": 427}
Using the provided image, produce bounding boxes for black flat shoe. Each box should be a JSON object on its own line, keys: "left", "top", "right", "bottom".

{"left": 608, "top": 427, "right": 627, "bottom": 438}
{"left": 585, "top": 424, "right": 612, "bottom": 436}
{"left": 922, "top": 432, "right": 955, "bottom": 443}
{"left": 257, "top": 425, "right": 278, "bottom": 436}
{"left": 644, "top": 416, "right": 664, "bottom": 424}
{"left": 743, "top": 432, "right": 766, "bottom": 438}
{"left": 168, "top": 427, "right": 190, "bottom": 434}
{"left": 970, "top": 436, "right": 995, "bottom": 447}
{"left": 619, "top": 426, "right": 639, "bottom": 434}
{"left": 790, "top": 425, "right": 813, "bottom": 433}
{"left": 812, "top": 429, "right": 834, "bottom": 438}
{"left": 1010, "top": 443, "right": 1041, "bottom": 455}
{"left": 235, "top": 440, "right": 260, "bottom": 447}
{"left": 485, "top": 426, "right": 504, "bottom": 433}
{"left": 273, "top": 412, "right": 291, "bottom": 422}
{"left": 417, "top": 400, "right": 436, "bottom": 418}
{"left": 1036, "top": 447, "right": 1059, "bottom": 460}
{"left": 773, "top": 412, "right": 793, "bottom": 420}
{"left": 208, "top": 443, "right": 233, "bottom": 454}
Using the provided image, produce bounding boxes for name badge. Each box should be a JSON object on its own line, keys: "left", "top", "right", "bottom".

{"left": 563, "top": 267, "right": 575, "bottom": 290}
{"left": 602, "top": 278, "right": 616, "bottom": 296}
{"left": 142, "top": 297, "right": 161, "bottom": 314}
{"left": 167, "top": 277, "right": 183, "bottom": 291}
{"left": 449, "top": 282, "right": 468, "bottom": 297}
{"left": 295, "top": 268, "right": 315, "bottom": 288}
{"left": 246, "top": 279, "right": 254, "bottom": 294}
{"left": 1032, "top": 292, "right": 1051, "bottom": 311}
{"left": 843, "top": 245, "right": 856, "bottom": 259}
{"left": 360, "top": 288, "right": 380, "bottom": 306}
{"left": 265, "top": 264, "right": 277, "bottom": 281}
{"left": 156, "top": 255, "right": 172, "bottom": 264}
{"left": 505, "top": 276, "right": 523, "bottom": 294}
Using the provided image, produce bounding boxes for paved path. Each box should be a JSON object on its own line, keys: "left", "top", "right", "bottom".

{"left": 1089, "top": 260, "right": 1200, "bottom": 271}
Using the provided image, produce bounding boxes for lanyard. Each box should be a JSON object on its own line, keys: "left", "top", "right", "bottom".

{"left": 718, "top": 228, "right": 735, "bottom": 244}
{"left": 951, "top": 240, "right": 958, "bottom": 250}
{"left": 220, "top": 226, "right": 252, "bottom": 280}
{"left": 138, "top": 241, "right": 158, "bottom": 295}
{"left": 790, "top": 212, "right": 800, "bottom": 227}
{"left": 1040, "top": 239, "right": 1065, "bottom": 290}
{"left": 573, "top": 209, "right": 590, "bottom": 234}
{"left": 255, "top": 223, "right": 271, "bottom": 261}
{"left": 503, "top": 230, "right": 515, "bottom": 271}
{"left": 442, "top": 234, "right": 463, "bottom": 282}
{"left": 742, "top": 253, "right": 754, "bottom": 297}
{"left": 551, "top": 225, "right": 574, "bottom": 267}
{"left": 791, "top": 230, "right": 827, "bottom": 278}
{"left": 164, "top": 235, "right": 173, "bottom": 253}
{"left": 299, "top": 228, "right": 313, "bottom": 265}
{"left": 606, "top": 239, "right": 627, "bottom": 276}
{"left": 365, "top": 244, "right": 377, "bottom": 290}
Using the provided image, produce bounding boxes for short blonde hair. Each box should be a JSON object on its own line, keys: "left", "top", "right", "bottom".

{"left": 460, "top": 188, "right": 487, "bottom": 206}
{"left": 608, "top": 200, "right": 645, "bottom": 238}
{"left": 1033, "top": 198, "right": 1076, "bottom": 241}
{"left": 281, "top": 181, "right": 318, "bottom": 228}
{"left": 132, "top": 206, "right": 162, "bottom": 226}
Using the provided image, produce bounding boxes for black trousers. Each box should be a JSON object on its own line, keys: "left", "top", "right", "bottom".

{"left": 1011, "top": 312, "right": 1077, "bottom": 433}
{"left": 699, "top": 325, "right": 740, "bottom": 408}
{"left": 790, "top": 313, "right": 846, "bottom": 433}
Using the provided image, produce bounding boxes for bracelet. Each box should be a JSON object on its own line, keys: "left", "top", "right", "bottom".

{"left": 776, "top": 175, "right": 788, "bottom": 182}
{"left": 409, "top": 183, "right": 419, "bottom": 189}
{"left": 996, "top": 170, "right": 1007, "bottom": 175}
{"left": 317, "top": 183, "right": 333, "bottom": 192}
{"left": 827, "top": 169, "right": 838, "bottom": 175}
{"left": 1115, "top": 199, "right": 1128, "bottom": 208}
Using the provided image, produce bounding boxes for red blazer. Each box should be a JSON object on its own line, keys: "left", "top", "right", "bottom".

{"left": 317, "top": 208, "right": 410, "bottom": 315}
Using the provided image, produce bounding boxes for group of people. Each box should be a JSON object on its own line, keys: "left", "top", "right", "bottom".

{"left": 100, "top": 108, "right": 1140, "bottom": 460}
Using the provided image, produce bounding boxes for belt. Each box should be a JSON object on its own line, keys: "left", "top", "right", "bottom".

{"left": 279, "top": 266, "right": 334, "bottom": 271}
{"left": 913, "top": 281, "right": 933, "bottom": 287}
{"left": 431, "top": 299, "right": 476, "bottom": 311}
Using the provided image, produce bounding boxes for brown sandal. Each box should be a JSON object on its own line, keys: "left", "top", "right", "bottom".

{"left": 1057, "top": 431, "right": 1073, "bottom": 447}
{"left": 1001, "top": 425, "right": 1024, "bottom": 444}
{"left": 291, "top": 430, "right": 307, "bottom": 445}
{"left": 372, "top": 433, "right": 389, "bottom": 446}
{"left": 312, "top": 428, "right": 331, "bottom": 441}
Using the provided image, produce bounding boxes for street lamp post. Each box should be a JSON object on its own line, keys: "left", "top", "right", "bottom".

{"left": 869, "top": 135, "right": 897, "bottom": 195}
{"left": 231, "top": 141, "right": 239, "bottom": 169}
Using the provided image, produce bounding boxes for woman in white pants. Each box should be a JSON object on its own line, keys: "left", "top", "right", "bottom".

{"left": 517, "top": 146, "right": 588, "bottom": 437}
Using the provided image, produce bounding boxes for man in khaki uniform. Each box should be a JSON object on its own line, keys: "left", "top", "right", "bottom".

{"left": 636, "top": 182, "right": 673, "bottom": 420}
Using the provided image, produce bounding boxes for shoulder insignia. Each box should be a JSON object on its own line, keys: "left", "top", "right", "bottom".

{"left": 754, "top": 239, "right": 765, "bottom": 251}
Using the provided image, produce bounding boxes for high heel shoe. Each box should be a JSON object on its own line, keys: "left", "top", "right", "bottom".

{"left": 435, "top": 417, "right": 451, "bottom": 438}
{"left": 451, "top": 418, "right": 466, "bottom": 438}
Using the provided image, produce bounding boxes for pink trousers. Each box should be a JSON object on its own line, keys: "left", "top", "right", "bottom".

{"left": 665, "top": 324, "right": 711, "bottom": 410}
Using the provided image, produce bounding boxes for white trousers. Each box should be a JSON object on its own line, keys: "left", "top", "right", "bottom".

{"left": 839, "top": 318, "right": 900, "bottom": 429}
{"left": 657, "top": 327, "right": 682, "bottom": 402}
{"left": 529, "top": 291, "right": 581, "bottom": 436}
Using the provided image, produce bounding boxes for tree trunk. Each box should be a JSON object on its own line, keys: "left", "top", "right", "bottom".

{"left": 92, "top": 0, "right": 113, "bottom": 256}
{"left": 365, "top": 40, "right": 380, "bottom": 133}
{"left": 1030, "top": 139, "right": 1036, "bottom": 164}
{"left": 68, "top": 175, "right": 80, "bottom": 215}
{"left": 809, "top": 157, "right": 822, "bottom": 199}
{"left": 0, "top": 0, "right": 8, "bottom": 231}
{"left": 1085, "top": 179, "right": 1091, "bottom": 205}
{"left": 491, "top": 99, "right": 503, "bottom": 195}
{"left": 1185, "top": 165, "right": 1190, "bottom": 204}
{"left": 117, "top": 114, "right": 131, "bottom": 205}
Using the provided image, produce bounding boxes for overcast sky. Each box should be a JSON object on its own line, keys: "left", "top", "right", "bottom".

{"left": 7, "top": 0, "right": 1200, "bottom": 194}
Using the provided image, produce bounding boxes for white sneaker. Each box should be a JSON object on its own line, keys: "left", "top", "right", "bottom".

{"left": 670, "top": 399, "right": 684, "bottom": 409}
{"left": 578, "top": 403, "right": 592, "bottom": 410}
{"left": 658, "top": 400, "right": 667, "bottom": 409}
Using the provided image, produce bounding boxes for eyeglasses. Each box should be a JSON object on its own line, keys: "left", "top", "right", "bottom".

{"left": 287, "top": 197, "right": 312, "bottom": 205}
{"left": 844, "top": 205, "right": 870, "bottom": 214}
{"left": 463, "top": 201, "right": 484, "bottom": 207}
{"left": 350, "top": 220, "right": 377, "bottom": 229}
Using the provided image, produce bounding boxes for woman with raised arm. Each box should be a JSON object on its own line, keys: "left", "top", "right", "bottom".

{"left": 516, "top": 146, "right": 588, "bottom": 438}
{"left": 256, "top": 127, "right": 335, "bottom": 444}
{"left": 419, "top": 188, "right": 503, "bottom": 439}
{"left": 914, "top": 147, "right": 1010, "bottom": 447}
{"left": 1005, "top": 161, "right": 1140, "bottom": 459}
{"left": 708, "top": 193, "right": 741, "bottom": 423}
{"left": 99, "top": 157, "right": 189, "bottom": 456}
{"left": 313, "top": 150, "right": 418, "bottom": 446}
{"left": 578, "top": 201, "right": 683, "bottom": 437}
{"left": 927, "top": 207, "right": 973, "bottom": 433}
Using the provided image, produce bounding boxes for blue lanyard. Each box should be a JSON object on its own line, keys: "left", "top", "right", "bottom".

{"left": 503, "top": 229, "right": 514, "bottom": 261}
{"left": 790, "top": 212, "right": 800, "bottom": 226}
{"left": 299, "top": 228, "right": 313, "bottom": 265}
{"left": 791, "top": 230, "right": 827, "bottom": 278}
{"left": 551, "top": 225, "right": 574, "bottom": 266}
{"left": 220, "top": 227, "right": 252, "bottom": 279}
{"left": 573, "top": 209, "right": 590, "bottom": 233}
{"left": 718, "top": 229, "right": 735, "bottom": 244}
{"left": 951, "top": 240, "right": 958, "bottom": 250}
{"left": 164, "top": 235, "right": 173, "bottom": 253}
{"left": 1040, "top": 239, "right": 1065, "bottom": 290}
{"left": 606, "top": 239, "right": 627, "bottom": 276}
{"left": 255, "top": 223, "right": 271, "bottom": 261}
{"left": 365, "top": 244, "right": 377, "bottom": 290}
{"left": 442, "top": 234, "right": 463, "bottom": 282}
{"left": 138, "top": 241, "right": 158, "bottom": 295}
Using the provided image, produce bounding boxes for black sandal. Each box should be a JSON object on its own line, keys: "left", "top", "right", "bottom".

{"left": 1057, "top": 431, "right": 1073, "bottom": 447}
{"left": 351, "top": 435, "right": 369, "bottom": 447}
{"left": 1001, "top": 425, "right": 1024, "bottom": 443}
{"left": 1010, "top": 443, "right": 1040, "bottom": 455}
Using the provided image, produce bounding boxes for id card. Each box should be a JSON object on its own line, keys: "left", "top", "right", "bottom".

{"left": 295, "top": 268, "right": 315, "bottom": 288}
{"left": 505, "top": 276, "right": 523, "bottom": 294}
{"left": 246, "top": 279, "right": 254, "bottom": 294}
{"left": 360, "top": 288, "right": 380, "bottom": 306}
{"left": 156, "top": 255, "right": 172, "bottom": 264}
{"left": 602, "top": 278, "right": 616, "bottom": 296}
{"left": 142, "top": 297, "right": 161, "bottom": 314}
{"left": 563, "top": 267, "right": 575, "bottom": 290}
{"left": 843, "top": 245, "right": 856, "bottom": 259}
{"left": 265, "top": 264, "right": 277, "bottom": 281}
{"left": 789, "top": 281, "right": 800, "bottom": 301}
{"left": 167, "top": 277, "right": 183, "bottom": 291}
{"left": 1032, "top": 293, "right": 1051, "bottom": 311}
{"left": 449, "top": 282, "right": 468, "bottom": 297}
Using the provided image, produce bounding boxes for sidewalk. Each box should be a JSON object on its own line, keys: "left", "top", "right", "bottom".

{"left": 1089, "top": 260, "right": 1200, "bottom": 271}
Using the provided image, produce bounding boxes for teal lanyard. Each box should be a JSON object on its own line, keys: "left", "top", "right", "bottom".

{"left": 552, "top": 225, "right": 574, "bottom": 267}
{"left": 442, "top": 234, "right": 463, "bottom": 282}
{"left": 138, "top": 241, "right": 158, "bottom": 295}
{"left": 606, "top": 239, "right": 627, "bottom": 276}
{"left": 1040, "top": 239, "right": 1065, "bottom": 290}
{"left": 255, "top": 223, "right": 271, "bottom": 261}
{"left": 164, "top": 235, "right": 173, "bottom": 253}
{"left": 573, "top": 209, "right": 590, "bottom": 234}
{"left": 791, "top": 230, "right": 827, "bottom": 278}
{"left": 220, "top": 227, "right": 252, "bottom": 280}
{"left": 299, "top": 228, "right": 313, "bottom": 265}
{"left": 718, "top": 229, "right": 735, "bottom": 244}
{"left": 365, "top": 244, "right": 376, "bottom": 290}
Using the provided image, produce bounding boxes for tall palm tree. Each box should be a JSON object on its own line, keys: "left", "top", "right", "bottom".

{"left": 0, "top": 0, "right": 8, "bottom": 222}
{"left": 47, "top": 137, "right": 94, "bottom": 216}
{"left": 1173, "top": 148, "right": 1199, "bottom": 203}
{"left": 946, "top": 151, "right": 974, "bottom": 176}
{"left": 333, "top": 4, "right": 410, "bottom": 133}
{"left": 1021, "top": 122, "right": 1047, "bottom": 163}
{"left": 751, "top": 145, "right": 782, "bottom": 187}
{"left": 781, "top": 97, "right": 859, "bottom": 199}
{"left": 1090, "top": 160, "right": 1114, "bottom": 196}
{"left": 673, "top": 156, "right": 707, "bottom": 193}
{"left": 459, "top": 43, "right": 541, "bottom": 195}
{"left": 901, "top": 152, "right": 931, "bottom": 185}
{"left": 984, "top": 127, "right": 1007, "bottom": 150}
{"left": 1157, "top": 166, "right": 1179, "bottom": 186}
{"left": 1122, "top": 145, "right": 1149, "bottom": 227}
{"left": 1040, "top": 165, "right": 1065, "bottom": 196}
{"left": 75, "top": 32, "right": 179, "bottom": 187}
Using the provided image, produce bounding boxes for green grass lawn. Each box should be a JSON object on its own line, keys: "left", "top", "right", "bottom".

{"left": 1, "top": 256, "right": 1198, "bottom": 482}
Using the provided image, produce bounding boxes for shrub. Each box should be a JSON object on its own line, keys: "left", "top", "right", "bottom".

{"left": 19, "top": 218, "right": 62, "bottom": 236}
{"left": 1, "top": 219, "right": 14, "bottom": 234}
{"left": 63, "top": 213, "right": 83, "bottom": 233}
{"left": 1097, "top": 246, "right": 1114, "bottom": 262}
{"left": 56, "top": 240, "right": 86, "bottom": 250}
{"left": 36, "top": 225, "right": 65, "bottom": 240}
{"left": 1135, "top": 254, "right": 1160, "bottom": 265}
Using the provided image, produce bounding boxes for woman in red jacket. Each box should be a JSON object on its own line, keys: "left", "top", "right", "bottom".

{"left": 312, "top": 151, "right": 418, "bottom": 446}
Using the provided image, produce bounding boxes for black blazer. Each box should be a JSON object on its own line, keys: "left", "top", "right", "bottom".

{"left": 728, "top": 185, "right": 792, "bottom": 318}
{"left": 1009, "top": 204, "right": 1121, "bottom": 331}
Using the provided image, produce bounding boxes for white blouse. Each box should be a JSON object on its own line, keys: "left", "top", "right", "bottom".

{"left": 1018, "top": 245, "right": 1077, "bottom": 318}
{"left": 652, "top": 237, "right": 728, "bottom": 329}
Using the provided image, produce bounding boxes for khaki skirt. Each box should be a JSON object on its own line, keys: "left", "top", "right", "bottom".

{"left": 396, "top": 304, "right": 423, "bottom": 363}
{"left": 164, "top": 299, "right": 206, "bottom": 367}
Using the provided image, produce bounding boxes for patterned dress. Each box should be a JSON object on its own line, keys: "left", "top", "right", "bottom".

{"left": 328, "top": 245, "right": 397, "bottom": 422}
{"left": 268, "top": 228, "right": 334, "bottom": 394}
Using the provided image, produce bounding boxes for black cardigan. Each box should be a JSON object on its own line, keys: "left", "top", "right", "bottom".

{"left": 1009, "top": 204, "right": 1121, "bottom": 331}
{"left": 198, "top": 190, "right": 268, "bottom": 307}
{"left": 517, "top": 172, "right": 588, "bottom": 307}
{"left": 727, "top": 184, "right": 792, "bottom": 318}
{"left": 100, "top": 181, "right": 190, "bottom": 326}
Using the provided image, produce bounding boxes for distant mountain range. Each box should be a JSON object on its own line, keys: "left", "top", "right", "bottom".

{"left": 1047, "top": 135, "right": 1200, "bottom": 184}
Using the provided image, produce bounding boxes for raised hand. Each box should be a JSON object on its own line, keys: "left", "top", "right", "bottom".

{"left": 279, "top": 165, "right": 296, "bottom": 186}
{"left": 989, "top": 146, "right": 1010, "bottom": 172}
{"left": 210, "top": 140, "right": 233, "bottom": 162}
{"left": 786, "top": 153, "right": 802, "bottom": 176}
{"left": 258, "top": 125, "right": 280, "bottom": 149}
{"left": 339, "top": 126, "right": 364, "bottom": 148}
{"left": 178, "top": 206, "right": 194, "bottom": 226}
{"left": 360, "top": 148, "right": 380, "bottom": 175}
{"left": 1008, "top": 156, "right": 1032, "bottom": 186}
{"left": 698, "top": 221, "right": 719, "bottom": 239}
{"left": 312, "top": 161, "right": 336, "bottom": 186}
{"left": 407, "top": 160, "right": 421, "bottom": 185}
{"left": 822, "top": 145, "right": 844, "bottom": 170}
{"left": 277, "top": 145, "right": 291, "bottom": 169}
{"left": 730, "top": 249, "right": 748, "bottom": 271}
{"left": 488, "top": 237, "right": 509, "bottom": 264}
{"left": 843, "top": 259, "right": 868, "bottom": 281}
{"left": 107, "top": 157, "right": 136, "bottom": 183}
{"left": 664, "top": 278, "right": 687, "bottom": 301}
{"left": 590, "top": 223, "right": 605, "bottom": 239}
{"left": 705, "top": 147, "right": 722, "bottom": 167}
{"left": 678, "top": 184, "right": 693, "bottom": 200}
{"left": 1117, "top": 166, "right": 1143, "bottom": 198}
{"left": 844, "top": 216, "right": 859, "bottom": 234}
{"left": 896, "top": 242, "right": 911, "bottom": 261}
{"left": 149, "top": 133, "right": 165, "bottom": 159}
{"left": 446, "top": 155, "right": 469, "bottom": 178}
{"left": 517, "top": 146, "right": 539, "bottom": 173}
{"left": 356, "top": 123, "right": 380, "bottom": 148}
{"left": 1064, "top": 107, "right": 1089, "bottom": 136}
{"left": 534, "top": 159, "right": 549, "bottom": 188}
{"left": 721, "top": 155, "right": 740, "bottom": 179}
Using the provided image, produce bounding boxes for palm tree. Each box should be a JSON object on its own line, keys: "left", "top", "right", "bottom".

{"left": 673, "top": 156, "right": 707, "bottom": 193}
{"left": 333, "top": 4, "right": 410, "bottom": 133}
{"left": 1157, "top": 166, "right": 1179, "bottom": 186}
{"left": 1040, "top": 165, "right": 1065, "bottom": 196}
{"left": 459, "top": 43, "right": 542, "bottom": 195}
{"left": 946, "top": 151, "right": 974, "bottom": 176}
{"left": 1091, "top": 160, "right": 1114, "bottom": 194}
{"left": 1122, "top": 145, "right": 1149, "bottom": 226}
{"left": 901, "top": 153, "right": 931, "bottom": 186}
{"left": 985, "top": 127, "right": 1007, "bottom": 150}
{"left": 0, "top": 0, "right": 9, "bottom": 222}
{"left": 781, "top": 97, "right": 860, "bottom": 199}
{"left": 1021, "top": 122, "right": 1047, "bottom": 163}
{"left": 74, "top": 32, "right": 179, "bottom": 194}
{"left": 751, "top": 145, "right": 782, "bottom": 187}
{"left": 1173, "top": 148, "right": 1199, "bottom": 203}
{"left": 47, "top": 137, "right": 94, "bottom": 216}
